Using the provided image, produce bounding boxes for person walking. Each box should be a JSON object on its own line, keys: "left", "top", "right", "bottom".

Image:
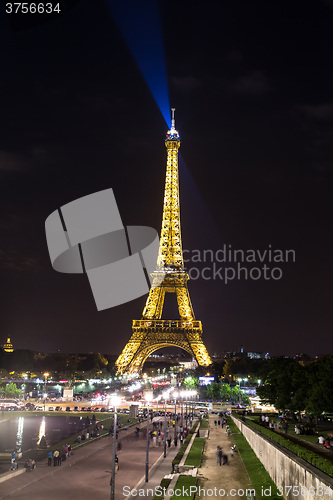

{"left": 115, "top": 454, "right": 119, "bottom": 471}
{"left": 218, "top": 447, "right": 223, "bottom": 466}
{"left": 167, "top": 437, "right": 172, "bottom": 448}
{"left": 174, "top": 436, "right": 178, "bottom": 447}
{"left": 47, "top": 450, "right": 53, "bottom": 466}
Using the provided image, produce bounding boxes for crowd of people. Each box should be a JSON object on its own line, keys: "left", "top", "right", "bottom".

{"left": 47, "top": 444, "right": 72, "bottom": 466}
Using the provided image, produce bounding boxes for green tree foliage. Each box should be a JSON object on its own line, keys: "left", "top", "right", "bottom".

{"left": 4, "top": 382, "right": 22, "bottom": 398}
{"left": 305, "top": 356, "right": 333, "bottom": 415}
{"left": 257, "top": 356, "right": 333, "bottom": 415}
{"left": 183, "top": 376, "right": 199, "bottom": 389}
{"left": 206, "top": 382, "right": 222, "bottom": 401}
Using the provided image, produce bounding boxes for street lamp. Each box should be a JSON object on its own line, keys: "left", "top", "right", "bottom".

{"left": 182, "top": 390, "right": 189, "bottom": 430}
{"left": 189, "top": 390, "right": 197, "bottom": 425}
{"left": 110, "top": 394, "right": 121, "bottom": 500}
{"left": 43, "top": 373, "right": 49, "bottom": 411}
{"left": 163, "top": 390, "right": 170, "bottom": 458}
{"left": 173, "top": 391, "right": 178, "bottom": 440}
{"left": 145, "top": 391, "right": 153, "bottom": 482}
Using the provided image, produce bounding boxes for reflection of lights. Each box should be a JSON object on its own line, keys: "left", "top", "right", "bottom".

{"left": 37, "top": 417, "right": 46, "bottom": 446}
{"left": 16, "top": 417, "right": 24, "bottom": 453}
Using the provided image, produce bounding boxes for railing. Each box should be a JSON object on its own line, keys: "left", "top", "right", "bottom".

{"left": 132, "top": 319, "right": 202, "bottom": 329}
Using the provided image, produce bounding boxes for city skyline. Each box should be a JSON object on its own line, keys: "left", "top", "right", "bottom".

{"left": 0, "top": 1, "right": 332, "bottom": 357}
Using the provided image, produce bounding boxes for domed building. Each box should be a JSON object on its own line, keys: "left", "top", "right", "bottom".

{"left": 3, "top": 337, "right": 14, "bottom": 353}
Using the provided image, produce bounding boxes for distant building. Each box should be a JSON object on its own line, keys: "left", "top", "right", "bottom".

{"left": 3, "top": 337, "right": 14, "bottom": 353}
{"left": 222, "top": 349, "right": 270, "bottom": 360}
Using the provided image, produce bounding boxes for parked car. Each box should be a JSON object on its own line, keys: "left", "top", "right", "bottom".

{"left": 48, "top": 407, "right": 54, "bottom": 411}
{"left": 73, "top": 406, "right": 79, "bottom": 412}
{"left": 55, "top": 406, "right": 61, "bottom": 411}
{"left": 66, "top": 407, "right": 71, "bottom": 412}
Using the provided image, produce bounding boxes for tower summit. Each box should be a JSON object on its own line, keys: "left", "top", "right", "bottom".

{"left": 116, "top": 110, "right": 212, "bottom": 375}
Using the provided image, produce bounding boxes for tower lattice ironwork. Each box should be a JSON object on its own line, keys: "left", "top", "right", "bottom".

{"left": 116, "top": 110, "right": 212, "bottom": 375}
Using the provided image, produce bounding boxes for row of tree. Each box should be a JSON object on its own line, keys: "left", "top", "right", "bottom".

{"left": 257, "top": 355, "right": 333, "bottom": 415}
{"left": 205, "top": 382, "right": 250, "bottom": 405}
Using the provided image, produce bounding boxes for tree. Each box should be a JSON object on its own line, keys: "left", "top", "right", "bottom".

{"left": 4, "top": 383, "right": 23, "bottom": 399}
{"left": 205, "top": 382, "right": 221, "bottom": 401}
{"left": 305, "top": 356, "right": 333, "bottom": 416}
{"left": 219, "top": 383, "right": 231, "bottom": 401}
{"left": 257, "top": 358, "right": 307, "bottom": 413}
{"left": 183, "top": 376, "right": 199, "bottom": 389}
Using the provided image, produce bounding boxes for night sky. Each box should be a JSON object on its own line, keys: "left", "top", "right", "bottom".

{"left": 0, "top": 0, "right": 332, "bottom": 357}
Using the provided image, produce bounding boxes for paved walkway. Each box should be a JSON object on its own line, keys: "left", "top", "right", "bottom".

{"left": 196, "top": 416, "right": 253, "bottom": 499}
{"left": 0, "top": 418, "right": 183, "bottom": 500}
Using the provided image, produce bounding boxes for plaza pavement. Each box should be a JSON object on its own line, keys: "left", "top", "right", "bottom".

{"left": 0, "top": 418, "right": 182, "bottom": 500}
{"left": 0, "top": 415, "right": 256, "bottom": 499}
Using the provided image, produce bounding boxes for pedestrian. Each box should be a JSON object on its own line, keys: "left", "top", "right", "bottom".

{"left": 180, "top": 434, "right": 183, "bottom": 445}
{"left": 68, "top": 444, "right": 72, "bottom": 457}
{"left": 115, "top": 454, "right": 119, "bottom": 471}
{"left": 218, "top": 420, "right": 221, "bottom": 427}
{"left": 218, "top": 447, "right": 223, "bottom": 466}
{"left": 230, "top": 447, "right": 234, "bottom": 458}
{"left": 167, "top": 437, "right": 171, "bottom": 448}
{"left": 174, "top": 436, "right": 178, "bottom": 447}
{"left": 214, "top": 420, "right": 217, "bottom": 427}
{"left": 47, "top": 450, "right": 53, "bottom": 466}
{"left": 283, "top": 420, "right": 289, "bottom": 434}
{"left": 11, "top": 460, "right": 18, "bottom": 470}
{"left": 216, "top": 446, "right": 220, "bottom": 464}
{"left": 53, "top": 450, "right": 59, "bottom": 466}
{"left": 222, "top": 454, "right": 228, "bottom": 465}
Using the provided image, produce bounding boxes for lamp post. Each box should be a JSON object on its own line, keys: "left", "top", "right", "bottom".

{"left": 163, "top": 390, "right": 169, "bottom": 458}
{"left": 43, "top": 372, "right": 49, "bottom": 411}
{"left": 145, "top": 391, "right": 153, "bottom": 482}
{"left": 110, "top": 394, "right": 121, "bottom": 500}
{"left": 183, "top": 390, "right": 188, "bottom": 430}
{"left": 173, "top": 391, "right": 178, "bottom": 440}
{"left": 180, "top": 392, "right": 184, "bottom": 432}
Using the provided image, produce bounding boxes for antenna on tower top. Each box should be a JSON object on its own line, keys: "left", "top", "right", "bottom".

{"left": 171, "top": 108, "right": 175, "bottom": 130}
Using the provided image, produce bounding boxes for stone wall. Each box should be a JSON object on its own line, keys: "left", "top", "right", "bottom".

{"left": 232, "top": 416, "right": 333, "bottom": 500}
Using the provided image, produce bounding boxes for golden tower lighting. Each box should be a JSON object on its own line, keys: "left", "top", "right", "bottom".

{"left": 116, "top": 109, "right": 212, "bottom": 375}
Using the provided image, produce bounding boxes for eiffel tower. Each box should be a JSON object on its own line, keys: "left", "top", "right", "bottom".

{"left": 116, "top": 110, "right": 212, "bottom": 375}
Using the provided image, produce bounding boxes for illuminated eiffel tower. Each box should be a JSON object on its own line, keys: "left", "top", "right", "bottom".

{"left": 116, "top": 110, "right": 212, "bottom": 375}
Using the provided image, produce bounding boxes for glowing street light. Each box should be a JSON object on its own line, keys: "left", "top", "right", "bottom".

{"left": 43, "top": 373, "right": 49, "bottom": 411}
{"left": 162, "top": 390, "right": 170, "bottom": 458}
{"left": 110, "top": 394, "right": 121, "bottom": 500}
{"left": 173, "top": 391, "right": 178, "bottom": 440}
{"left": 144, "top": 390, "right": 153, "bottom": 482}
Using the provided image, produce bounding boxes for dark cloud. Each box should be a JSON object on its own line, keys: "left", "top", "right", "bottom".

{"left": 170, "top": 76, "right": 203, "bottom": 92}
{"left": 229, "top": 71, "right": 271, "bottom": 96}
{"left": 299, "top": 103, "right": 333, "bottom": 121}
{"left": 0, "top": 151, "right": 25, "bottom": 171}
{"left": 0, "top": 250, "right": 40, "bottom": 272}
